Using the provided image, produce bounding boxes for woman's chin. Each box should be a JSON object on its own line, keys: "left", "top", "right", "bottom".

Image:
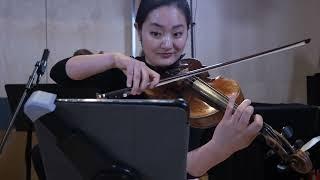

{"left": 146, "top": 55, "right": 179, "bottom": 67}
{"left": 155, "top": 57, "right": 177, "bottom": 67}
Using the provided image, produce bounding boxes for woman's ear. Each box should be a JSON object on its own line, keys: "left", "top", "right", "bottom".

{"left": 135, "top": 23, "right": 142, "bottom": 42}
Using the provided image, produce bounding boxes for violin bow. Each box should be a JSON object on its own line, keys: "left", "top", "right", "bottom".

{"left": 98, "top": 38, "right": 311, "bottom": 98}
{"left": 158, "top": 38, "right": 311, "bottom": 86}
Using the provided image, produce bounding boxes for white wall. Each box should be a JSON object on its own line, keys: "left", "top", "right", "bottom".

{"left": 0, "top": 0, "right": 131, "bottom": 96}
{"left": 0, "top": 0, "right": 46, "bottom": 95}
{"left": 47, "top": 0, "right": 132, "bottom": 77}
{"left": 193, "top": 0, "right": 320, "bottom": 103}
{"left": 1, "top": 0, "right": 319, "bottom": 104}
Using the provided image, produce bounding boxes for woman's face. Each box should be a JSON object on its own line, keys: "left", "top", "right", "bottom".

{"left": 138, "top": 5, "right": 188, "bottom": 67}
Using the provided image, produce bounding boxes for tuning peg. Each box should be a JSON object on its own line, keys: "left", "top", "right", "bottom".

{"left": 265, "top": 149, "right": 275, "bottom": 159}
{"left": 281, "top": 126, "right": 293, "bottom": 139}
{"left": 294, "top": 139, "right": 304, "bottom": 149}
{"left": 277, "top": 163, "right": 288, "bottom": 173}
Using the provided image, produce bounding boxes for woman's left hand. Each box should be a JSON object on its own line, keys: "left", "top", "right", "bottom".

{"left": 210, "top": 94, "right": 263, "bottom": 155}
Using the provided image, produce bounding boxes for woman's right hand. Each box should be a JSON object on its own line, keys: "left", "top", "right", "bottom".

{"left": 113, "top": 53, "right": 160, "bottom": 95}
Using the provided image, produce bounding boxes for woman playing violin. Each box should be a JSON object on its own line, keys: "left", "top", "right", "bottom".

{"left": 50, "top": 0, "right": 263, "bottom": 178}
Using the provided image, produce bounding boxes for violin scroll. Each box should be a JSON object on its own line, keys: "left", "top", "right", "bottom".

{"left": 262, "top": 124, "right": 313, "bottom": 174}
{"left": 289, "top": 150, "right": 313, "bottom": 174}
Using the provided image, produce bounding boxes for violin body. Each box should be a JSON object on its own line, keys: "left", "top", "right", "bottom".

{"left": 145, "top": 76, "right": 243, "bottom": 128}
{"left": 145, "top": 58, "right": 243, "bottom": 128}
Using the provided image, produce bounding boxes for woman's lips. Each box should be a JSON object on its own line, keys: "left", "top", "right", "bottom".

{"left": 158, "top": 53, "right": 174, "bottom": 58}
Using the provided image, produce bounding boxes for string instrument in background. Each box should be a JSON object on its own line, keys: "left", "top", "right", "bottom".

{"left": 97, "top": 39, "right": 313, "bottom": 174}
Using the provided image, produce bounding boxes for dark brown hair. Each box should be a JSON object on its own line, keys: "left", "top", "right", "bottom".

{"left": 135, "top": 0, "right": 191, "bottom": 30}
{"left": 73, "top": 49, "right": 93, "bottom": 56}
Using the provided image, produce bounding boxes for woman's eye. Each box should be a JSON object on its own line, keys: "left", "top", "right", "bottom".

{"left": 150, "top": 32, "right": 162, "bottom": 38}
{"left": 173, "top": 32, "right": 183, "bottom": 38}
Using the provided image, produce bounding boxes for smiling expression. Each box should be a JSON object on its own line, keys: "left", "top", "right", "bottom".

{"left": 137, "top": 5, "right": 188, "bottom": 67}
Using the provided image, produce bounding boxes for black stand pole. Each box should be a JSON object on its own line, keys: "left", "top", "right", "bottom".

{"left": 0, "top": 49, "right": 50, "bottom": 180}
{"left": 0, "top": 60, "right": 40, "bottom": 152}
{"left": 190, "top": 0, "right": 196, "bottom": 58}
{"left": 25, "top": 127, "right": 33, "bottom": 180}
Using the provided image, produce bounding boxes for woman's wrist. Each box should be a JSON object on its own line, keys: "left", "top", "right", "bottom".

{"left": 187, "top": 139, "right": 234, "bottom": 177}
{"left": 108, "top": 52, "right": 121, "bottom": 69}
{"left": 107, "top": 53, "right": 124, "bottom": 69}
{"left": 207, "top": 138, "right": 233, "bottom": 158}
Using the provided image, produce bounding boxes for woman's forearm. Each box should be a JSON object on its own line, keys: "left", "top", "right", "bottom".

{"left": 65, "top": 53, "right": 117, "bottom": 80}
{"left": 187, "top": 140, "right": 232, "bottom": 177}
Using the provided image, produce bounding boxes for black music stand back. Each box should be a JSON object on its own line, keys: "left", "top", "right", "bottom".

{"left": 35, "top": 98, "right": 189, "bottom": 180}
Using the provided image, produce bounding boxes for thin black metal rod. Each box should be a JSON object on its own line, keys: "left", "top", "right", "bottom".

{"left": 190, "top": 0, "right": 195, "bottom": 58}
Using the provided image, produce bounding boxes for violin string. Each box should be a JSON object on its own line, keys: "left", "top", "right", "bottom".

{"left": 266, "top": 124, "right": 295, "bottom": 153}
{"left": 264, "top": 124, "right": 280, "bottom": 141}
{"left": 192, "top": 76, "right": 230, "bottom": 107}
{"left": 177, "top": 69, "right": 295, "bottom": 155}
{"left": 264, "top": 123, "right": 295, "bottom": 153}
{"left": 264, "top": 124, "right": 282, "bottom": 144}
{"left": 266, "top": 125, "right": 285, "bottom": 148}
{"left": 196, "top": 78, "right": 286, "bottom": 145}
{"left": 189, "top": 76, "right": 292, "bottom": 150}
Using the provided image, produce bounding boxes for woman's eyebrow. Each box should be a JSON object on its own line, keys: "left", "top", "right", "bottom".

{"left": 149, "top": 23, "right": 184, "bottom": 29}
{"left": 150, "top": 22, "right": 163, "bottom": 28}
{"left": 172, "top": 24, "right": 184, "bottom": 30}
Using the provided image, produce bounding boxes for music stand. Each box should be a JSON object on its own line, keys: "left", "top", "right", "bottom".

{"left": 34, "top": 98, "right": 190, "bottom": 180}
{"left": 5, "top": 84, "right": 98, "bottom": 180}
{"left": 5, "top": 84, "right": 97, "bottom": 131}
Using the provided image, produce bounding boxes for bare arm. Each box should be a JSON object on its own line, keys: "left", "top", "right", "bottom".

{"left": 65, "top": 52, "right": 160, "bottom": 95}
{"left": 65, "top": 53, "right": 117, "bottom": 80}
{"left": 187, "top": 140, "right": 232, "bottom": 177}
{"left": 186, "top": 95, "right": 263, "bottom": 177}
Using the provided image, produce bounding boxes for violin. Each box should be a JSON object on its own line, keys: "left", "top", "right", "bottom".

{"left": 143, "top": 58, "right": 244, "bottom": 128}
{"left": 148, "top": 58, "right": 313, "bottom": 174}
{"left": 97, "top": 39, "right": 313, "bottom": 174}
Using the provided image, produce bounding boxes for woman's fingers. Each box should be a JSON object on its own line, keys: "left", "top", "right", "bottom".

{"left": 117, "top": 55, "right": 160, "bottom": 94}
{"left": 140, "top": 67, "right": 150, "bottom": 93}
{"left": 126, "top": 61, "right": 134, "bottom": 88}
{"left": 232, "top": 99, "right": 251, "bottom": 123}
{"left": 126, "top": 61, "right": 160, "bottom": 95}
{"left": 131, "top": 62, "right": 141, "bottom": 95}
{"left": 237, "top": 105, "right": 254, "bottom": 129}
{"left": 246, "top": 114, "right": 263, "bottom": 136}
{"left": 223, "top": 93, "right": 237, "bottom": 122}
{"left": 148, "top": 69, "right": 160, "bottom": 88}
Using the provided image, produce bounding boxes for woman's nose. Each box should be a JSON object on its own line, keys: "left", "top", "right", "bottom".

{"left": 160, "top": 35, "right": 173, "bottom": 49}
